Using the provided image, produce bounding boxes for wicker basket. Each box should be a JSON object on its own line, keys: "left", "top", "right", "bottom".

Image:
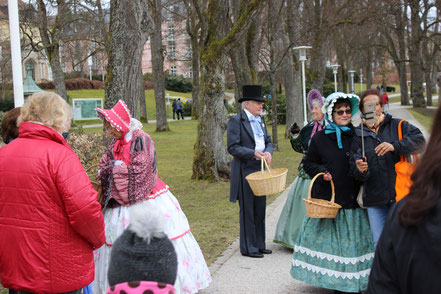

{"left": 303, "top": 172, "right": 342, "bottom": 218}
{"left": 246, "top": 158, "right": 288, "bottom": 196}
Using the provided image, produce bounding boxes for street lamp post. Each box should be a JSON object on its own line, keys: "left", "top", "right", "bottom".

{"left": 88, "top": 55, "right": 93, "bottom": 80}
{"left": 348, "top": 70, "right": 356, "bottom": 94}
{"left": 359, "top": 69, "right": 363, "bottom": 94}
{"left": 293, "top": 46, "right": 312, "bottom": 126}
{"left": 331, "top": 64, "right": 340, "bottom": 93}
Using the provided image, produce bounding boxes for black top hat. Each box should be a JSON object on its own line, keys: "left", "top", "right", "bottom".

{"left": 238, "top": 85, "right": 265, "bottom": 103}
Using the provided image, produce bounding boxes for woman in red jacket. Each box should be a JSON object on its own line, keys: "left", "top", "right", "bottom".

{"left": 0, "top": 92, "right": 106, "bottom": 294}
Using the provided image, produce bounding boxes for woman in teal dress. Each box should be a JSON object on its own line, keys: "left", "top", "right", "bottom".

{"left": 274, "top": 89, "right": 325, "bottom": 248}
{"left": 290, "top": 93, "right": 374, "bottom": 294}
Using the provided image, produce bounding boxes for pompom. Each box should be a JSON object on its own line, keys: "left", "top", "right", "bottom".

{"left": 128, "top": 202, "right": 167, "bottom": 244}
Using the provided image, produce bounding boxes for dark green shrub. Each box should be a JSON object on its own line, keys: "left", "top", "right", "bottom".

{"left": 264, "top": 93, "right": 286, "bottom": 125}
{"left": 165, "top": 74, "right": 192, "bottom": 93}
{"left": 183, "top": 101, "right": 192, "bottom": 117}
{"left": 0, "top": 97, "right": 14, "bottom": 112}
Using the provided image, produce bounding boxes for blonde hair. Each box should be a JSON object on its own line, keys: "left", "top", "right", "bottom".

{"left": 18, "top": 91, "right": 73, "bottom": 133}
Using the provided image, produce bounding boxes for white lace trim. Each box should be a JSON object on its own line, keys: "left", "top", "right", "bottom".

{"left": 294, "top": 245, "right": 374, "bottom": 264}
{"left": 292, "top": 259, "right": 371, "bottom": 280}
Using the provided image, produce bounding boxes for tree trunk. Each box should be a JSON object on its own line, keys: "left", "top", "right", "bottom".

{"left": 139, "top": 65, "right": 148, "bottom": 122}
{"left": 409, "top": 0, "right": 425, "bottom": 107}
{"left": 191, "top": 36, "right": 200, "bottom": 119}
{"left": 398, "top": 61, "right": 410, "bottom": 105}
{"left": 36, "top": 0, "right": 67, "bottom": 100}
{"left": 396, "top": 1, "right": 410, "bottom": 105}
{"left": 105, "top": 0, "right": 149, "bottom": 114}
{"left": 284, "top": 0, "right": 302, "bottom": 138}
{"left": 365, "top": 50, "right": 373, "bottom": 89}
{"left": 230, "top": 44, "right": 251, "bottom": 113}
{"left": 229, "top": 19, "right": 259, "bottom": 114}
{"left": 270, "top": 73, "right": 279, "bottom": 151}
{"left": 192, "top": 62, "right": 230, "bottom": 180}
{"left": 190, "top": 0, "right": 263, "bottom": 180}
{"left": 425, "top": 70, "right": 433, "bottom": 106}
{"left": 150, "top": 0, "right": 169, "bottom": 131}
{"left": 52, "top": 45, "right": 68, "bottom": 100}
{"left": 309, "top": 0, "right": 327, "bottom": 93}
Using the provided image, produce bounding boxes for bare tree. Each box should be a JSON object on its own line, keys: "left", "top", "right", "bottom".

{"left": 34, "top": 0, "right": 68, "bottom": 100}
{"left": 283, "top": 0, "right": 303, "bottom": 138}
{"left": 190, "top": 0, "right": 264, "bottom": 181}
{"left": 105, "top": 0, "right": 151, "bottom": 115}
{"left": 148, "top": 0, "right": 169, "bottom": 131}
{"left": 228, "top": 0, "right": 261, "bottom": 113}
{"left": 407, "top": 0, "right": 426, "bottom": 107}
{"left": 183, "top": 0, "right": 201, "bottom": 119}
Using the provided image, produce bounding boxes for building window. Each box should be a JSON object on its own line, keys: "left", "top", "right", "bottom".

{"left": 185, "top": 44, "right": 192, "bottom": 59}
{"left": 167, "top": 25, "right": 175, "bottom": 42}
{"left": 167, "top": 42, "right": 176, "bottom": 60}
{"left": 170, "top": 66, "right": 177, "bottom": 76}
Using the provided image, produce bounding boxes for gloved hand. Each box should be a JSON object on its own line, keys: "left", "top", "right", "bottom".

{"left": 290, "top": 122, "right": 300, "bottom": 135}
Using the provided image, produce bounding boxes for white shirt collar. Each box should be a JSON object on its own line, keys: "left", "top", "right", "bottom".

{"left": 244, "top": 108, "right": 260, "bottom": 121}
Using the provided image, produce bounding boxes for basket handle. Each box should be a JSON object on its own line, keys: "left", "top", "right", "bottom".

{"left": 308, "top": 172, "right": 335, "bottom": 203}
{"left": 260, "top": 157, "right": 272, "bottom": 176}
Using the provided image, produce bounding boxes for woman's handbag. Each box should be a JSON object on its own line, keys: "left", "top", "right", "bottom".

{"left": 395, "top": 120, "right": 418, "bottom": 202}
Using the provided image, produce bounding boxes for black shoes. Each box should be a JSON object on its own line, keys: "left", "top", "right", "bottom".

{"left": 241, "top": 249, "right": 272, "bottom": 258}
{"left": 242, "top": 252, "right": 264, "bottom": 258}
{"left": 259, "top": 249, "right": 272, "bottom": 254}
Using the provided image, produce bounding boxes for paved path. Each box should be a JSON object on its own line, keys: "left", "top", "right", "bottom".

{"left": 199, "top": 104, "right": 429, "bottom": 294}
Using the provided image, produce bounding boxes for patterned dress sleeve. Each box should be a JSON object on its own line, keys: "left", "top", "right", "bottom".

{"left": 112, "top": 130, "right": 158, "bottom": 205}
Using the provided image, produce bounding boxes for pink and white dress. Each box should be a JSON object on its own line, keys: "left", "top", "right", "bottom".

{"left": 92, "top": 129, "right": 211, "bottom": 294}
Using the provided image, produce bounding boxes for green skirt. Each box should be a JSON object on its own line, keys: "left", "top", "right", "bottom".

{"left": 290, "top": 208, "right": 374, "bottom": 292}
{"left": 273, "top": 168, "right": 311, "bottom": 248}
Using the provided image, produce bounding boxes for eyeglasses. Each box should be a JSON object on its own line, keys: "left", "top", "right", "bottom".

{"left": 333, "top": 109, "right": 351, "bottom": 116}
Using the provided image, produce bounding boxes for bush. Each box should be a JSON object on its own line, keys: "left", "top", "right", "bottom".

{"left": 38, "top": 78, "right": 104, "bottom": 90}
{"left": 68, "top": 133, "right": 113, "bottom": 179}
{"left": 165, "top": 74, "right": 192, "bottom": 93}
{"left": 143, "top": 72, "right": 154, "bottom": 81}
{"left": 183, "top": 101, "right": 192, "bottom": 117}
{"left": 264, "top": 93, "right": 286, "bottom": 125}
{"left": 0, "top": 97, "right": 14, "bottom": 112}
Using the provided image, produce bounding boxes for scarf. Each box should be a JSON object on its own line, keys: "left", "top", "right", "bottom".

{"left": 324, "top": 117, "right": 351, "bottom": 149}
{"left": 113, "top": 137, "right": 131, "bottom": 165}
{"left": 249, "top": 115, "right": 264, "bottom": 137}
{"left": 310, "top": 120, "right": 323, "bottom": 138}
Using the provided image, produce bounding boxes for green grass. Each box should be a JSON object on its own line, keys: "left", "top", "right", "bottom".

{"left": 407, "top": 108, "right": 437, "bottom": 133}
{"left": 66, "top": 89, "right": 192, "bottom": 121}
{"left": 84, "top": 119, "right": 301, "bottom": 265}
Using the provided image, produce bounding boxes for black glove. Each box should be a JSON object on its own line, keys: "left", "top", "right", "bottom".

{"left": 290, "top": 122, "right": 300, "bottom": 135}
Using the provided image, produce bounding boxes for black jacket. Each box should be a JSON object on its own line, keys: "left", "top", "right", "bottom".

{"left": 303, "top": 126, "right": 360, "bottom": 209}
{"left": 349, "top": 114, "right": 425, "bottom": 207}
{"left": 368, "top": 199, "right": 441, "bottom": 293}
{"left": 227, "top": 110, "right": 273, "bottom": 203}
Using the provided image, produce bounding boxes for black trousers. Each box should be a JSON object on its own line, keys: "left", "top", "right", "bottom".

{"left": 176, "top": 109, "right": 184, "bottom": 120}
{"left": 238, "top": 160, "right": 266, "bottom": 254}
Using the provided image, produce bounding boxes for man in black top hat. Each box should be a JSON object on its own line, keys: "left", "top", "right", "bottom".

{"left": 227, "top": 84, "right": 274, "bottom": 258}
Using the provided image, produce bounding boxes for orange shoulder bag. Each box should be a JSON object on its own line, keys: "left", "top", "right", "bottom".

{"left": 394, "top": 120, "right": 418, "bottom": 201}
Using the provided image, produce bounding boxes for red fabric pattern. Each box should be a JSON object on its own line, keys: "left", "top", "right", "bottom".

{"left": 0, "top": 122, "right": 105, "bottom": 293}
{"left": 99, "top": 129, "right": 158, "bottom": 207}
{"left": 113, "top": 137, "right": 132, "bottom": 166}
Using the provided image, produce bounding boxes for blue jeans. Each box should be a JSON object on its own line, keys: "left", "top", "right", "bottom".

{"left": 367, "top": 203, "right": 392, "bottom": 249}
